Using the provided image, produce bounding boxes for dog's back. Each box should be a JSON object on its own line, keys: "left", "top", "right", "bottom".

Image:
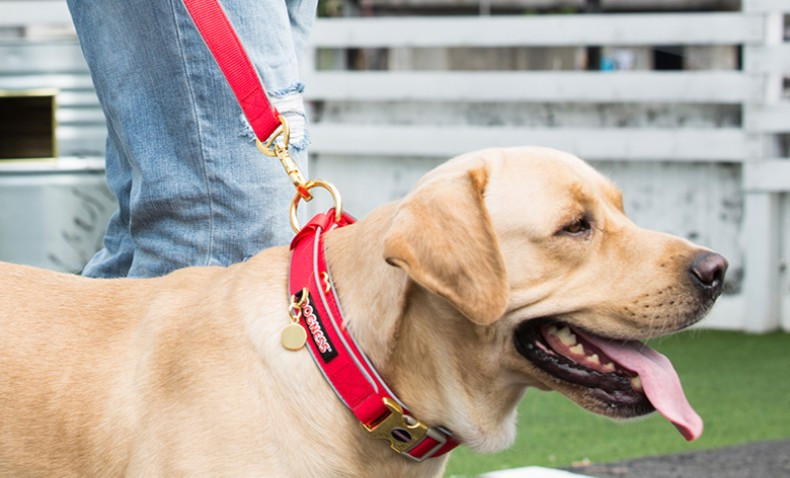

{"left": 0, "top": 262, "right": 255, "bottom": 475}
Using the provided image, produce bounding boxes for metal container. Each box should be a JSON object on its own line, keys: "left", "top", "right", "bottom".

{"left": 0, "top": 159, "right": 113, "bottom": 273}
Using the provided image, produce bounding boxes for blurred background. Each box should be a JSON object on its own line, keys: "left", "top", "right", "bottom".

{"left": 1, "top": 2, "right": 789, "bottom": 476}
{"left": 0, "top": 1, "right": 788, "bottom": 328}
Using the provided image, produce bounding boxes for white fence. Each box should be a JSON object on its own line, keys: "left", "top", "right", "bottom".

{"left": 1, "top": 0, "right": 789, "bottom": 331}
{"left": 302, "top": 1, "right": 790, "bottom": 332}
{"left": 304, "top": 10, "right": 783, "bottom": 161}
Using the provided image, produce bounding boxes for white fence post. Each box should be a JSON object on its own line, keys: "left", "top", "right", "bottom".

{"left": 741, "top": 0, "right": 785, "bottom": 332}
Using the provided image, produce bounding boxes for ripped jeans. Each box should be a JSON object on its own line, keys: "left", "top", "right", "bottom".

{"left": 67, "top": 0, "right": 316, "bottom": 278}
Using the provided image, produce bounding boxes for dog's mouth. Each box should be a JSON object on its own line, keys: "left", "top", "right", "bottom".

{"left": 514, "top": 319, "right": 702, "bottom": 441}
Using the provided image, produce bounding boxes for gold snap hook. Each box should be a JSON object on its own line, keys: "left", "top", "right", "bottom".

{"left": 256, "top": 115, "right": 312, "bottom": 201}
{"left": 255, "top": 116, "right": 343, "bottom": 233}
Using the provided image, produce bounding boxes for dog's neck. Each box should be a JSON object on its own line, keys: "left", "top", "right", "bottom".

{"left": 323, "top": 203, "right": 525, "bottom": 459}
{"left": 322, "top": 204, "right": 404, "bottom": 370}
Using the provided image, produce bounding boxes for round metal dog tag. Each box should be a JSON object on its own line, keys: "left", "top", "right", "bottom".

{"left": 281, "top": 324, "right": 307, "bottom": 351}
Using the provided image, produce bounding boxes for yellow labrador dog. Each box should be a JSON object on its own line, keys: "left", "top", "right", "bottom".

{"left": 0, "top": 147, "right": 726, "bottom": 477}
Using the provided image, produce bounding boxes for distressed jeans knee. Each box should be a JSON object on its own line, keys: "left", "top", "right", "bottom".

{"left": 270, "top": 85, "right": 309, "bottom": 154}
{"left": 240, "top": 83, "right": 310, "bottom": 157}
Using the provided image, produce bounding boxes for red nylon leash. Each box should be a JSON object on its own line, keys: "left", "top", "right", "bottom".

{"left": 183, "top": 0, "right": 331, "bottom": 224}
{"left": 181, "top": 0, "right": 281, "bottom": 142}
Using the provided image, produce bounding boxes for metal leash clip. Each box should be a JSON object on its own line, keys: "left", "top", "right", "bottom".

{"left": 256, "top": 115, "right": 343, "bottom": 232}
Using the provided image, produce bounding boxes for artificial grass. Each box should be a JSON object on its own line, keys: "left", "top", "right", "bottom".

{"left": 444, "top": 330, "right": 790, "bottom": 477}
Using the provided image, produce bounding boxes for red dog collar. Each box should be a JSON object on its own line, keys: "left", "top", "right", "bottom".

{"left": 287, "top": 210, "right": 459, "bottom": 461}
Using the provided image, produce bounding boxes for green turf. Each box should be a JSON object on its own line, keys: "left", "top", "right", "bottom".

{"left": 444, "top": 330, "right": 790, "bottom": 476}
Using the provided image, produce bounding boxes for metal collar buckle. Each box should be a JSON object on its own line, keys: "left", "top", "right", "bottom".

{"left": 363, "top": 398, "right": 448, "bottom": 462}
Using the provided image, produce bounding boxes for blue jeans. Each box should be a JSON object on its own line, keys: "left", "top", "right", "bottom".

{"left": 67, "top": 0, "right": 316, "bottom": 278}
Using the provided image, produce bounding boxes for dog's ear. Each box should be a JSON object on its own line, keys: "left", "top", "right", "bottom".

{"left": 383, "top": 165, "right": 509, "bottom": 325}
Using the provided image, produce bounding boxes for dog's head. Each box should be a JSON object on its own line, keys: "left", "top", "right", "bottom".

{"left": 382, "top": 147, "right": 726, "bottom": 451}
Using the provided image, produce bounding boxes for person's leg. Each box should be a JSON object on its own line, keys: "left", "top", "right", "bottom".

{"left": 79, "top": 123, "right": 135, "bottom": 278}
{"left": 69, "top": 0, "right": 317, "bottom": 278}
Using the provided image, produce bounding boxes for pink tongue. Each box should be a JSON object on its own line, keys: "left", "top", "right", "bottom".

{"left": 578, "top": 331, "right": 703, "bottom": 441}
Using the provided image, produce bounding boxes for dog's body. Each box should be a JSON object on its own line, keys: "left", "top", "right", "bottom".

{"left": 0, "top": 148, "right": 726, "bottom": 477}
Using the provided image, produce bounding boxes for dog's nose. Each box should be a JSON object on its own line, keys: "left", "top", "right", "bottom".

{"left": 689, "top": 252, "right": 728, "bottom": 290}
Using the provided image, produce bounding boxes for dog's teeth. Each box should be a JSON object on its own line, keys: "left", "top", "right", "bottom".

{"left": 556, "top": 326, "right": 577, "bottom": 346}
{"left": 588, "top": 354, "right": 600, "bottom": 365}
{"left": 569, "top": 343, "right": 585, "bottom": 355}
{"left": 631, "top": 376, "right": 643, "bottom": 390}
{"left": 603, "top": 362, "right": 616, "bottom": 372}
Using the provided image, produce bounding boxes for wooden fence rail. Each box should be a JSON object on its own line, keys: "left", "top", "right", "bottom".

{"left": 309, "top": 13, "right": 766, "bottom": 47}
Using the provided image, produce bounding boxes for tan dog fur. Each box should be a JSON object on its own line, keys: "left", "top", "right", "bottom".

{"left": 0, "top": 147, "right": 722, "bottom": 477}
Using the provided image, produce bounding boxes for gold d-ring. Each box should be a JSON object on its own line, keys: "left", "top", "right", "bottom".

{"left": 290, "top": 179, "right": 343, "bottom": 233}
{"left": 255, "top": 115, "right": 290, "bottom": 157}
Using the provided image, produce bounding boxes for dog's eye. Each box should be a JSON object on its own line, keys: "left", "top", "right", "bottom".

{"left": 560, "top": 217, "right": 592, "bottom": 237}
